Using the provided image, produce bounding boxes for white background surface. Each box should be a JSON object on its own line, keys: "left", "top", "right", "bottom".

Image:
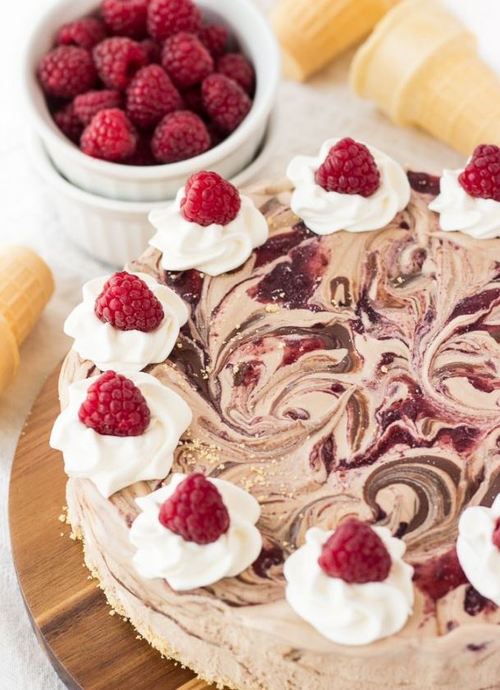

{"left": 0, "top": 1, "right": 497, "bottom": 689}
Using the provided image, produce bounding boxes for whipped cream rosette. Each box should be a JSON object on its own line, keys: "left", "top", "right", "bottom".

{"left": 130, "top": 473, "right": 262, "bottom": 590}
{"left": 284, "top": 523, "right": 414, "bottom": 646}
{"left": 457, "top": 495, "right": 500, "bottom": 606}
{"left": 64, "top": 271, "right": 188, "bottom": 373}
{"left": 430, "top": 145, "right": 500, "bottom": 239}
{"left": 50, "top": 372, "right": 192, "bottom": 497}
{"left": 149, "top": 172, "right": 269, "bottom": 276}
{"left": 287, "top": 137, "right": 411, "bottom": 234}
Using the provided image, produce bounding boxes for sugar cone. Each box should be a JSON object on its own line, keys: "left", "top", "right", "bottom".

{"left": 0, "top": 246, "right": 54, "bottom": 347}
{"left": 270, "top": 0, "right": 400, "bottom": 81}
{"left": 0, "top": 314, "right": 19, "bottom": 393}
{"left": 350, "top": 0, "right": 500, "bottom": 155}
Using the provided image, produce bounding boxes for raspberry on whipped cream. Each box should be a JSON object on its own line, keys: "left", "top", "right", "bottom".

{"left": 430, "top": 144, "right": 500, "bottom": 239}
{"left": 64, "top": 271, "right": 188, "bottom": 373}
{"left": 287, "top": 138, "right": 411, "bottom": 235}
{"left": 457, "top": 495, "right": 500, "bottom": 606}
{"left": 130, "top": 472, "right": 262, "bottom": 590}
{"left": 149, "top": 172, "right": 268, "bottom": 276}
{"left": 50, "top": 372, "right": 192, "bottom": 497}
{"left": 284, "top": 524, "right": 414, "bottom": 646}
{"left": 79, "top": 370, "right": 151, "bottom": 436}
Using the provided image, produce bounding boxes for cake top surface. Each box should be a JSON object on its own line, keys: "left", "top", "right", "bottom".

{"left": 60, "top": 171, "right": 500, "bottom": 650}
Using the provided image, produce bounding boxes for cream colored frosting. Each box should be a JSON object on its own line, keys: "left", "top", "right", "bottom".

{"left": 287, "top": 139, "right": 411, "bottom": 234}
{"left": 64, "top": 272, "right": 189, "bottom": 373}
{"left": 149, "top": 189, "right": 269, "bottom": 276}
{"left": 284, "top": 526, "right": 414, "bottom": 646}
{"left": 50, "top": 373, "right": 192, "bottom": 497}
{"left": 130, "top": 473, "right": 262, "bottom": 590}
{"left": 457, "top": 495, "right": 500, "bottom": 606}
{"left": 429, "top": 169, "right": 500, "bottom": 239}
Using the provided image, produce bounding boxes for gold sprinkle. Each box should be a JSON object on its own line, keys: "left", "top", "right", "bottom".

{"left": 380, "top": 365, "right": 388, "bottom": 373}
{"left": 265, "top": 304, "right": 280, "bottom": 314}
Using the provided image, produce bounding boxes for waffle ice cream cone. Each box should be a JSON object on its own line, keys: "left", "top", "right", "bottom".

{"left": 0, "top": 246, "right": 54, "bottom": 347}
{"left": 0, "top": 314, "right": 20, "bottom": 393}
{"left": 271, "top": 0, "right": 400, "bottom": 81}
{"left": 350, "top": 0, "right": 500, "bottom": 155}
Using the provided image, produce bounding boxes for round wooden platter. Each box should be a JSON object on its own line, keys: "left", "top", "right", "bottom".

{"left": 8, "top": 366, "right": 213, "bottom": 690}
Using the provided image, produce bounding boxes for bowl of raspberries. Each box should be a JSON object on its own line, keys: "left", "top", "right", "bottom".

{"left": 24, "top": 0, "right": 280, "bottom": 202}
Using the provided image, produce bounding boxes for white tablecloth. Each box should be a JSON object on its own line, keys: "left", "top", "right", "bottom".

{"left": 1, "top": 1, "right": 495, "bottom": 688}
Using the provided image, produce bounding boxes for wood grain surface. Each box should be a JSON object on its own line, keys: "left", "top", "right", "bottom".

{"left": 8, "top": 367, "right": 213, "bottom": 690}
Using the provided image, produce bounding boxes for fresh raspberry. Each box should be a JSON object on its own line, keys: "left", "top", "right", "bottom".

{"left": 102, "top": 0, "right": 149, "bottom": 38}
{"left": 458, "top": 144, "right": 500, "bottom": 202}
{"left": 56, "top": 17, "right": 107, "bottom": 50}
{"left": 140, "top": 38, "right": 161, "bottom": 64}
{"left": 201, "top": 74, "right": 251, "bottom": 133}
{"left": 53, "top": 102, "right": 83, "bottom": 143}
{"left": 493, "top": 519, "right": 500, "bottom": 550}
{"left": 181, "top": 171, "right": 241, "bottom": 226}
{"left": 147, "top": 0, "right": 202, "bottom": 41}
{"left": 81, "top": 108, "right": 137, "bottom": 162}
{"left": 151, "top": 110, "right": 210, "bottom": 163}
{"left": 318, "top": 518, "right": 392, "bottom": 584}
{"left": 315, "top": 138, "right": 381, "bottom": 197}
{"left": 79, "top": 370, "right": 150, "bottom": 437}
{"left": 217, "top": 53, "right": 255, "bottom": 95}
{"left": 126, "top": 65, "right": 182, "bottom": 129}
{"left": 162, "top": 32, "right": 214, "bottom": 89}
{"left": 74, "top": 89, "right": 123, "bottom": 125}
{"left": 199, "top": 23, "right": 229, "bottom": 59}
{"left": 38, "top": 46, "right": 97, "bottom": 98}
{"left": 93, "top": 37, "right": 146, "bottom": 90}
{"left": 95, "top": 271, "right": 164, "bottom": 331}
{"left": 158, "top": 473, "right": 230, "bottom": 544}
{"left": 413, "top": 548, "right": 468, "bottom": 601}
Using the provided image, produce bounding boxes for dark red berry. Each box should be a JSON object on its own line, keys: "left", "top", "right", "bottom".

{"left": 79, "top": 370, "right": 150, "bottom": 437}
{"left": 181, "top": 171, "right": 241, "bottom": 226}
{"left": 147, "top": 0, "right": 202, "bottom": 41}
{"left": 102, "top": 0, "right": 149, "bottom": 38}
{"left": 38, "top": 46, "right": 97, "bottom": 99}
{"left": 315, "top": 138, "right": 381, "bottom": 197}
{"left": 318, "top": 518, "right": 392, "bottom": 584}
{"left": 198, "top": 23, "right": 228, "bottom": 59}
{"left": 56, "top": 17, "right": 107, "bottom": 50}
{"left": 493, "top": 518, "right": 500, "bottom": 550}
{"left": 158, "top": 473, "right": 230, "bottom": 544}
{"left": 162, "top": 32, "right": 213, "bottom": 89}
{"left": 217, "top": 53, "right": 255, "bottom": 95}
{"left": 81, "top": 108, "right": 137, "bottom": 162}
{"left": 459, "top": 144, "right": 500, "bottom": 202}
{"left": 126, "top": 65, "right": 182, "bottom": 129}
{"left": 151, "top": 110, "right": 210, "bottom": 163}
{"left": 93, "top": 37, "right": 147, "bottom": 90}
{"left": 74, "top": 89, "right": 123, "bottom": 125}
{"left": 95, "top": 271, "right": 164, "bottom": 331}
{"left": 202, "top": 73, "right": 251, "bottom": 133}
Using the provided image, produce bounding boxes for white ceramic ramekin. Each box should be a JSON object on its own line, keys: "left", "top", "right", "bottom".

{"left": 22, "top": 0, "right": 280, "bottom": 202}
{"left": 29, "top": 108, "right": 278, "bottom": 267}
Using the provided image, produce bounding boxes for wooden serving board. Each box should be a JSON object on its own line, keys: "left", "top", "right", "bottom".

{"left": 8, "top": 366, "right": 212, "bottom": 690}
